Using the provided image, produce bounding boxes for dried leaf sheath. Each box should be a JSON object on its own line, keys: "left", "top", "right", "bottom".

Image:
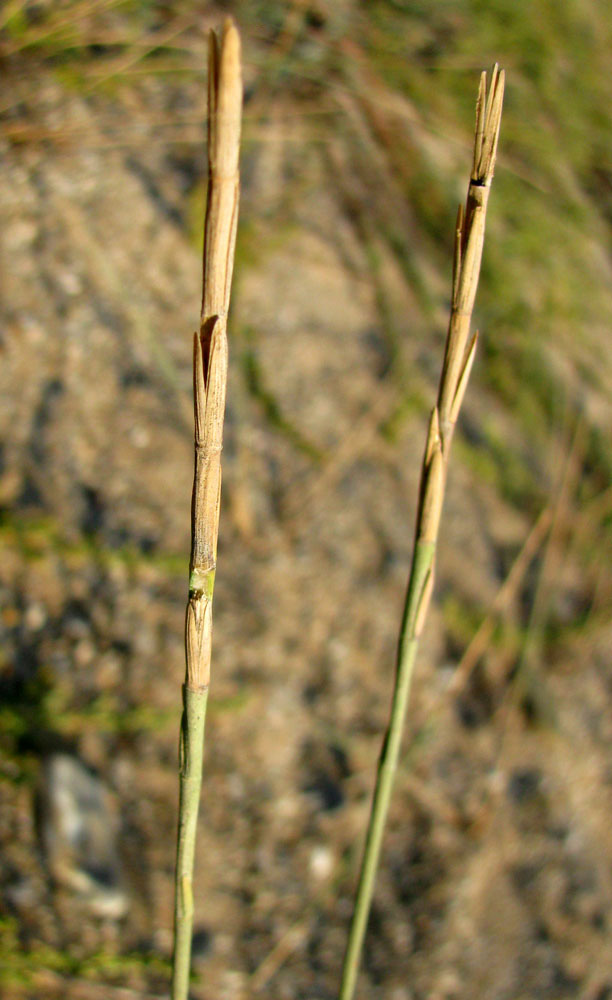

{"left": 339, "top": 66, "right": 504, "bottom": 1000}
{"left": 171, "top": 20, "right": 242, "bottom": 1000}
{"left": 188, "top": 20, "right": 241, "bottom": 686}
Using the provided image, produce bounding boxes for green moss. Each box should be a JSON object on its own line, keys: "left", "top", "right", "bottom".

{"left": 441, "top": 593, "right": 485, "bottom": 649}
{"left": 0, "top": 915, "right": 170, "bottom": 989}
{"left": 456, "top": 430, "right": 540, "bottom": 511}
{"left": 241, "top": 331, "right": 324, "bottom": 462}
{"left": 379, "top": 392, "right": 427, "bottom": 444}
{"left": 0, "top": 511, "right": 185, "bottom": 576}
{"left": 0, "top": 680, "right": 175, "bottom": 771}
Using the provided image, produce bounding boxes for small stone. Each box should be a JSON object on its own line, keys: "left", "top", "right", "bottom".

{"left": 38, "top": 754, "right": 129, "bottom": 920}
{"left": 6, "top": 877, "right": 38, "bottom": 910}
{"left": 309, "top": 845, "right": 333, "bottom": 881}
{"left": 57, "top": 269, "right": 82, "bottom": 296}
{"left": 74, "top": 638, "right": 95, "bottom": 667}
{"left": 129, "top": 425, "right": 150, "bottom": 448}
{"left": 6, "top": 219, "right": 37, "bottom": 251}
{"left": 24, "top": 602, "right": 47, "bottom": 632}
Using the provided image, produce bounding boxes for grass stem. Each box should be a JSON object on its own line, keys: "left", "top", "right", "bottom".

{"left": 339, "top": 65, "right": 504, "bottom": 1000}
{"left": 170, "top": 19, "right": 242, "bottom": 1000}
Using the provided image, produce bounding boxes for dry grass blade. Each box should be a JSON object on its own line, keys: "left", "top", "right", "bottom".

{"left": 171, "top": 19, "right": 242, "bottom": 1000}
{"left": 339, "top": 66, "right": 504, "bottom": 1000}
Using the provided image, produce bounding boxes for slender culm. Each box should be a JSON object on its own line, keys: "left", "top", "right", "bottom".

{"left": 339, "top": 66, "right": 504, "bottom": 1000}
{"left": 171, "top": 20, "right": 242, "bottom": 1000}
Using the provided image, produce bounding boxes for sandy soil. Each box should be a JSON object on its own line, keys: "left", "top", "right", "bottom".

{"left": 2, "top": 10, "right": 612, "bottom": 999}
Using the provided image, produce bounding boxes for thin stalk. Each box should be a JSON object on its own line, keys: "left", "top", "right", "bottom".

{"left": 171, "top": 19, "right": 242, "bottom": 1000}
{"left": 339, "top": 66, "right": 504, "bottom": 1000}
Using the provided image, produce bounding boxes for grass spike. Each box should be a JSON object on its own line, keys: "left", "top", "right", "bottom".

{"left": 472, "top": 71, "right": 487, "bottom": 179}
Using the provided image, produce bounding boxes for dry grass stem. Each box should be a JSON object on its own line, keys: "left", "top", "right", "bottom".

{"left": 510, "top": 418, "right": 585, "bottom": 714}
{"left": 339, "top": 65, "right": 504, "bottom": 1000}
{"left": 171, "top": 19, "right": 242, "bottom": 1000}
{"left": 449, "top": 505, "right": 552, "bottom": 696}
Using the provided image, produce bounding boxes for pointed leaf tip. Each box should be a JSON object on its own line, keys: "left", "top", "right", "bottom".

{"left": 450, "top": 331, "right": 479, "bottom": 424}
{"left": 220, "top": 18, "right": 242, "bottom": 91}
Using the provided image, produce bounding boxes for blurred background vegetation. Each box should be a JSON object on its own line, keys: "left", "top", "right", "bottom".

{"left": 2, "top": 2, "right": 612, "bottom": 998}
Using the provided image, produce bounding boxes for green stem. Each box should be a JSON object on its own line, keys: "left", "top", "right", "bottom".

{"left": 171, "top": 684, "right": 209, "bottom": 1000}
{"left": 339, "top": 538, "right": 435, "bottom": 1000}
